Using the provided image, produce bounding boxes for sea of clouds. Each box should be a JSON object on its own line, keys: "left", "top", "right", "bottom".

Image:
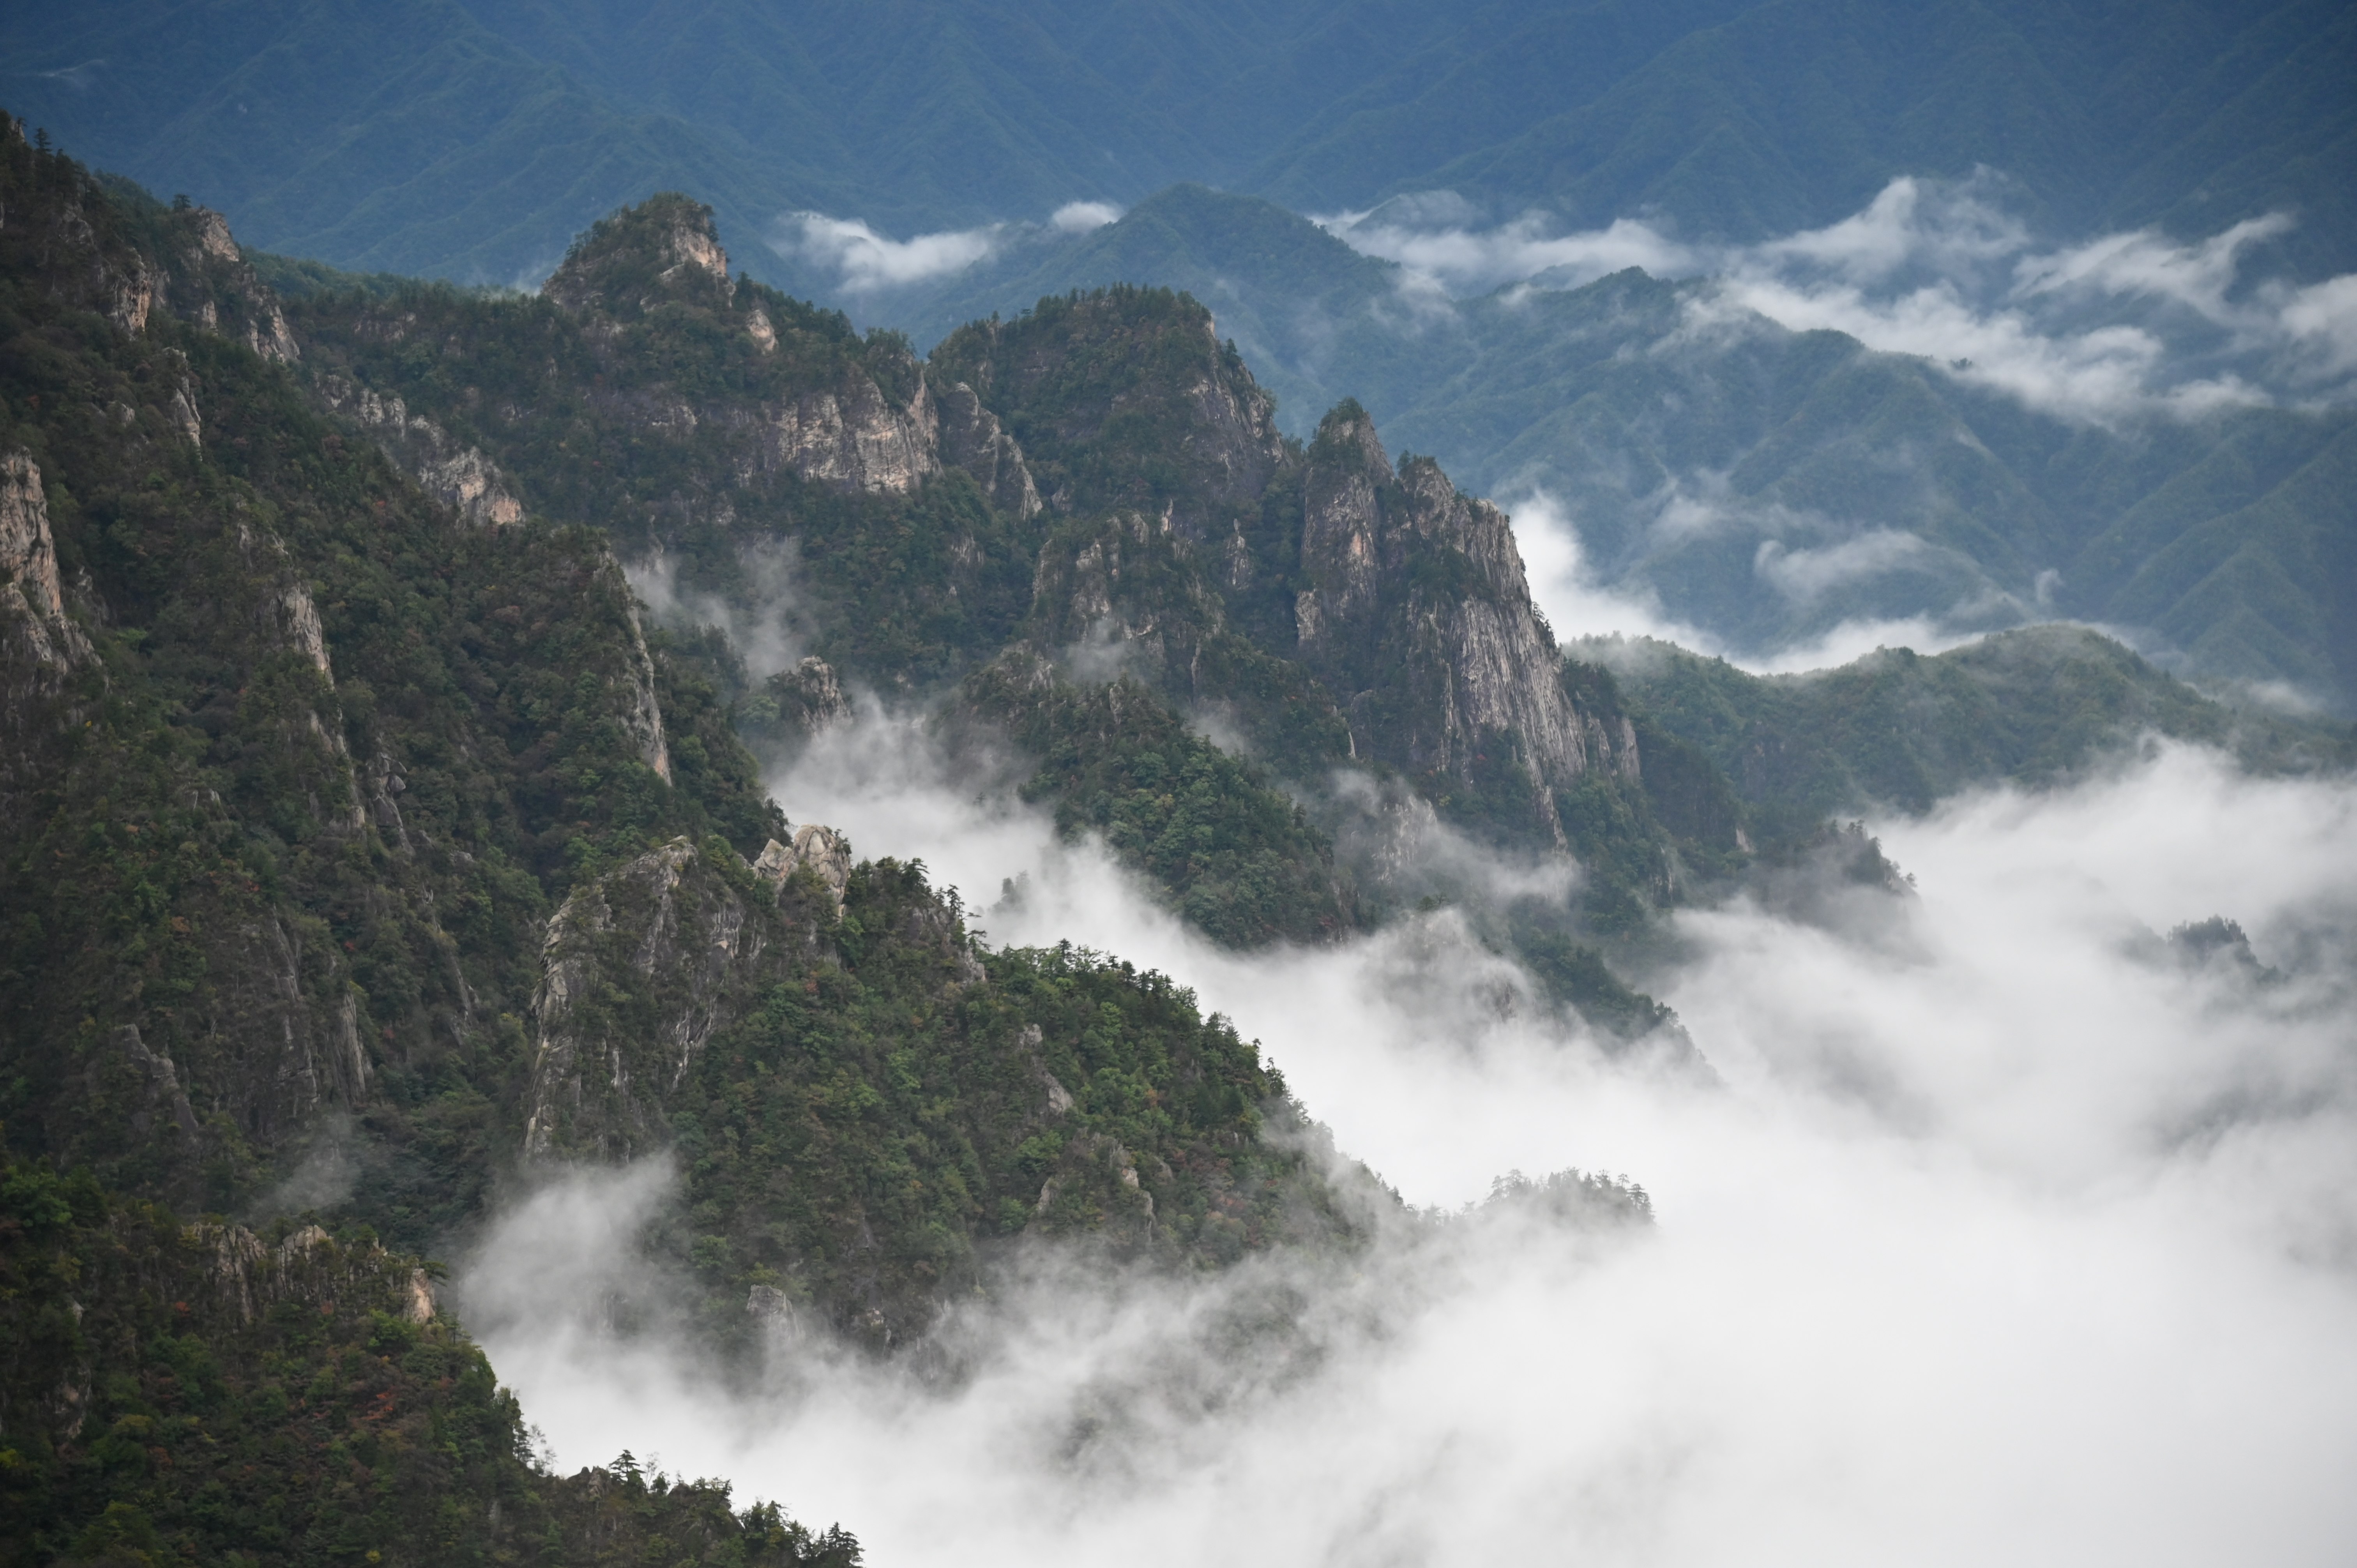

{"left": 459, "top": 706, "right": 2357, "bottom": 1567}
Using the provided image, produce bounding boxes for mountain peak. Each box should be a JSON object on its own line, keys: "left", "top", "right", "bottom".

{"left": 542, "top": 192, "right": 733, "bottom": 316}
{"left": 1310, "top": 399, "right": 1393, "bottom": 484}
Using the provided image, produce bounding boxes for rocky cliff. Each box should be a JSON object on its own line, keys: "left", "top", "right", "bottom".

{"left": 521, "top": 831, "right": 847, "bottom": 1159}
{"left": 0, "top": 123, "right": 786, "bottom": 1235}
{"left": 1292, "top": 403, "right": 1641, "bottom": 843}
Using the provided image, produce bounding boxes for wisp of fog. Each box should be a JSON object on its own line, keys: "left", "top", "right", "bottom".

{"left": 461, "top": 714, "right": 2357, "bottom": 1565}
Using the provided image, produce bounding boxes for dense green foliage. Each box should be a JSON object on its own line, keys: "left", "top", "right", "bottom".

{"left": 0, "top": 1157, "right": 859, "bottom": 1567}
{"left": 0, "top": 129, "right": 789, "bottom": 1250}
{"left": 962, "top": 660, "right": 1357, "bottom": 947}
{"left": 1588, "top": 625, "right": 2356, "bottom": 828}
{"left": 288, "top": 225, "right": 1043, "bottom": 691}
{"left": 8, "top": 0, "right": 2347, "bottom": 288}
{"left": 0, "top": 136, "right": 1385, "bottom": 1558}
{"left": 930, "top": 285, "right": 1277, "bottom": 524}
{"left": 663, "top": 859, "right": 1357, "bottom": 1347}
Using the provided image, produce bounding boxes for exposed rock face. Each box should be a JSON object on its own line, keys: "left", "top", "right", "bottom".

{"left": 107, "top": 263, "right": 156, "bottom": 336}
{"left": 754, "top": 824, "right": 853, "bottom": 916}
{"left": 762, "top": 655, "right": 852, "bottom": 737}
{"left": 198, "top": 1220, "right": 436, "bottom": 1328}
{"left": 164, "top": 350, "right": 203, "bottom": 445}
{"left": 620, "top": 599, "right": 674, "bottom": 784}
{"left": 0, "top": 450, "right": 93, "bottom": 683}
{"left": 107, "top": 1024, "right": 203, "bottom": 1144}
{"left": 525, "top": 839, "right": 749, "bottom": 1158}
{"left": 524, "top": 837, "right": 789, "bottom": 1158}
{"left": 180, "top": 207, "right": 300, "bottom": 364}
{"left": 934, "top": 379, "right": 1041, "bottom": 517}
{"left": 316, "top": 376, "right": 526, "bottom": 526}
{"left": 1025, "top": 508, "right": 1233, "bottom": 690}
{"left": 523, "top": 822, "right": 876, "bottom": 1159}
{"left": 541, "top": 193, "right": 739, "bottom": 317}
{"left": 1293, "top": 404, "right": 1639, "bottom": 839}
{"left": 758, "top": 372, "right": 940, "bottom": 496}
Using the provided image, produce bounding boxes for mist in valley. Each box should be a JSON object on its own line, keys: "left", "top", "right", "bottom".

{"left": 456, "top": 706, "right": 2357, "bottom": 1566}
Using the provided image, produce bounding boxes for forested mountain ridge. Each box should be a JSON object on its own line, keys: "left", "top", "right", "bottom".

{"left": 0, "top": 112, "right": 1417, "bottom": 1559}
{"left": 280, "top": 184, "right": 2347, "bottom": 987}
{"left": 0, "top": 120, "right": 1362, "bottom": 1358}
{"left": 0, "top": 1155, "right": 866, "bottom": 1566}
{"left": 1587, "top": 625, "right": 2355, "bottom": 836}
{"left": 285, "top": 198, "right": 1717, "bottom": 1006}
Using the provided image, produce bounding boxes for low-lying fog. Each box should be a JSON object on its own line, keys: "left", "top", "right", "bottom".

{"left": 462, "top": 718, "right": 2357, "bottom": 1565}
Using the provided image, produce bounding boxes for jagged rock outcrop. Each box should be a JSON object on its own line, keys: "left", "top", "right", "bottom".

{"left": 316, "top": 374, "right": 526, "bottom": 525}
{"left": 1026, "top": 507, "right": 1235, "bottom": 689}
{"left": 524, "top": 834, "right": 834, "bottom": 1158}
{"left": 621, "top": 598, "right": 675, "bottom": 784}
{"left": 532, "top": 194, "right": 951, "bottom": 503}
{"left": 198, "top": 1221, "right": 435, "bottom": 1328}
{"left": 176, "top": 206, "right": 300, "bottom": 364}
{"left": 753, "top": 823, "right": 854, "bottom": 915}
{"left": 541, "top": 192, "right": 737, "bottom": 317}
{"left": 1293, "top": 403, "right": 1640, "bottom": 839}
{"left": 772, "top": 655, "right": 852, "bottom": 732}
{"left": 935, "top": 379, "right": 1042, "bottom": 517}
{"left": 0, "top": 449, "right": 94, "bottom": 690}
{"left": 754, "top": 369, "right": 940, "bottom": 496}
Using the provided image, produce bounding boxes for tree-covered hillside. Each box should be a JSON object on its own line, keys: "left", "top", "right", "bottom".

{"left": 0, "top": 122, "right": 1365, "bottom": 1329}
{"left": 1586, "top": 625, "right": 2354, "bottom": 832}
{"left": 0, "top": 1156, "right": 864, "bottom": 1566}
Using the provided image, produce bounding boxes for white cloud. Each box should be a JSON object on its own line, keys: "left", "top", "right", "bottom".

{"left": 770, "top": 211, "right": 1003, "bottom": 292}
{"left": 625, "top": 540, "right": 807, "bottom": 681}
{"left": 461, "top": 729, "right": 2357, "bottom": 1566}
{"left": 1051, "top": 200, "right": 1123, "bottom": 233}
{"left": 1754, "top": 174, "right": 2028, "bottom": 284}
{"left": 1706, "top": 261, "right": 2271, "bottom": 426}
{"left": 1753, "top": 528, "right": 1937, "bottom": 603}
{"left": 1507, "top": 487, "right": 1981, "bottom": 673}
{"left": 1318, "top": 202, "right": 1697, "bottom": 298}
{"left": 2274, "top": 273, "right": 2357, "bottom": 383}
{"left": 2013, "top": 212, "right": 2294, "bottom": 321}
{"left": 1320, "top": 175, "right": 2356, "bottom": 423}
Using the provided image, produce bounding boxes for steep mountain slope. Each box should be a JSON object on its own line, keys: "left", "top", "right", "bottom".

{"left": 0, "top": 125, "right": 1364, "bottom": 1360}
{"left": 0, "top": 1157, "right": 862, "bottom": 1566}
{"left": 283, "top": 197, "right": 1701, "bottom": 1016}
{"left": 6, "top": 0, "right": 2349, "bottom": 288}
{"left": 0, "top": 139, "right": 783, "bottom": 1247}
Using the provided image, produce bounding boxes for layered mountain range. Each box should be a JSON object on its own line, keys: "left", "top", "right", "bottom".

{"left": 1, "top": 113, "right": 2346, "bottom": 1564}
{"left": 858, "top": 183, "right": 2357, "bottom": 708}
{"left": 15, "top": 3, "right": 2352, "bottom": 714}
{"left": 8, "top": 0, "right": 2351, "bottom": 285}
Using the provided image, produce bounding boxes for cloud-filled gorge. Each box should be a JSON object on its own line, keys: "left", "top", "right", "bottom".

{"left": 458, "top": 713, "right": 2357, "bottom": 1567}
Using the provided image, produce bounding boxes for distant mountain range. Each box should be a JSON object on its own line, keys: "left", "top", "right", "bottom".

{"left": 8, "top": 0, "right": 2353, "bottom": 289}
